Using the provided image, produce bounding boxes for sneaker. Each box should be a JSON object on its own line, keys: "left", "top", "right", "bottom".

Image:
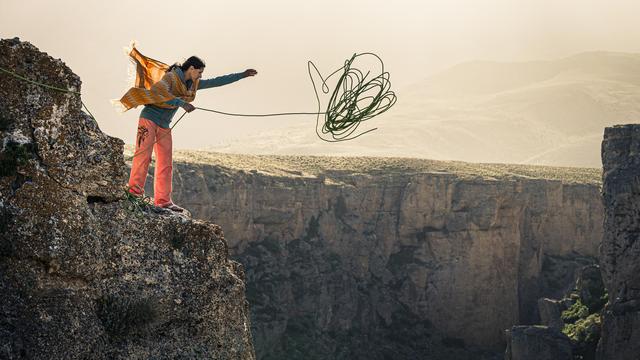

{"left": 160, "top": 203, "right": 186, "bottom": 213}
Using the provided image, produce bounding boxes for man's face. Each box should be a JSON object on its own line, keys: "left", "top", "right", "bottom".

{"left": 187, "top": 66, "right": 204, "bottom": 80}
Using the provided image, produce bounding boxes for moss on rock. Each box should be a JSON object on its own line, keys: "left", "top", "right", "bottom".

{"left": 0, "top": 141, "right": 33, "bottom": 178}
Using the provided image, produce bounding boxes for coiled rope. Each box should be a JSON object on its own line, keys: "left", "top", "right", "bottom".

{"left": 310, "top": 52, "right": 396, "bottom": 142}
{"left": 195, "top": 52, "right": 397, "bottom": 142}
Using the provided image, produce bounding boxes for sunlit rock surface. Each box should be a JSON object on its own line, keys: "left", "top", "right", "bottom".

{"left": 0, "top": 38, "right": 255, "bottom": 360}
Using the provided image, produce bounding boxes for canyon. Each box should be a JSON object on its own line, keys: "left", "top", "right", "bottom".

{"left": 164, "top": 151, "right": 603, "bottom": 359}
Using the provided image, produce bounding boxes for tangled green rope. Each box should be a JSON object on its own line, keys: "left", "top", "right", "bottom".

{"left": 309, "top": 52, "right": 397, "bottom": 141}
{"left": 122, "top": 187, "right": 154, "bottom": 217}
{"left": 196, "top": 52, "right": 397, "bottom": 141}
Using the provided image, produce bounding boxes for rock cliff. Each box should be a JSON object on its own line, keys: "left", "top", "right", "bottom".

{"left": 598, "top": 124, "right": 640, "bottom": 359}
{"left": 0, "top": 38, "right": 255, "bottom": 359}
{"left": 162, "top": 151, "right": 603, "bottom": 359}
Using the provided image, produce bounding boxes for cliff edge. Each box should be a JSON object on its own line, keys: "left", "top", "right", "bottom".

{"left": 0, "top": 38, "right": 255, "bottom": 359}
{"left": 598, "top": 124, "right": 640, "bottom": 359}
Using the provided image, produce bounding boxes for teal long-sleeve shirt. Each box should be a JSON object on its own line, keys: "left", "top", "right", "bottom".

{"left": 140, "top": 67, "right": 246, "bottom": 128}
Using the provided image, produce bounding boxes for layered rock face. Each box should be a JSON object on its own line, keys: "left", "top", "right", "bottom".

{"left": 165, "top": 152, "right": 603, "bottom": 358}
{"left": 0, "top": 38, "right": 254, "bottom": 359}
{"left": 598, "top": 125, "right": 640, "bottom": 359}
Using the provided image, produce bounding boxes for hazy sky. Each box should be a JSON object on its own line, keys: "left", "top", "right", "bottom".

{"left": 2, "top": 0, "right": 640, "bottom": 150}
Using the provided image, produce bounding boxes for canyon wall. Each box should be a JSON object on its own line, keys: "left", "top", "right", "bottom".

{"left": 166, "top": 152, "right": 603, "bottom": 359}
{"left": 597, "top": 124, "right": 640, "bottom": 359}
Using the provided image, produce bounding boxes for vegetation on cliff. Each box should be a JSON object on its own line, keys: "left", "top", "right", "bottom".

{"left": 559, "top": 266, "right": 607, "bottom": 360}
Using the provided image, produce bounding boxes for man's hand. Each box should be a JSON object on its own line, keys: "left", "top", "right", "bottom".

{"left": 182, "top": 103, "right": 196, "bottom": 113}
{"left": 244, "top": 69, "right": 258, "bottom": 77}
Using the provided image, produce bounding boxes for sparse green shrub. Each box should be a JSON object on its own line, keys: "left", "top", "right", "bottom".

{"left": 0, "top": 141, "right": 33, "bottom": 177}
{"left": 563, "top": 313, "right": 601, "bottom": 343}
{"left": 561, "top": 299, "right": 589, "bottom": 323}
{"left": 560, "top": 288, "right": 606, "bottom": 360}
{"left": 563, "top": 312, "right": 602, "bottom": 360}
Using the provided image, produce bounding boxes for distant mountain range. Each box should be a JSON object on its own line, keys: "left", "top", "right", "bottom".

{"left": 207, "top": 52, "right": 640, "bottom": 168}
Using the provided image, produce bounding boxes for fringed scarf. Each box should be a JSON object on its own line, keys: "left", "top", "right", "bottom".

{"left": 117, "top": 45, "right": 200, "bottom": 111}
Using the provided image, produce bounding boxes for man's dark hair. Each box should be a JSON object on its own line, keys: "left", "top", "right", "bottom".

{"left": 167, "top": 56, "right": 206, "bottom": 72}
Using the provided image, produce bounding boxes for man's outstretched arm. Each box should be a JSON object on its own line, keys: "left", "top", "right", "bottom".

{"left": 198, "top": 69, "right": 257, "bottom": 90}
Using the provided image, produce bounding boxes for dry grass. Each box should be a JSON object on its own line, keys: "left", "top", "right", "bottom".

{"left": 124, "top": 145, "right": 601, "bottom": 185}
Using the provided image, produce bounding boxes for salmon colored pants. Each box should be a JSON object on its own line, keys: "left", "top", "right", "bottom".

{"left": 128, "top": 118, "right": 174, "bottom": 207}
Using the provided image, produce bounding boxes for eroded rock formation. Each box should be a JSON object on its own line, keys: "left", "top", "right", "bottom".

{"left": 597, "top": 124, "right": 640, "bottom": 359}
{"left": 0, "top": 38, "right": 255, "bottom": 359}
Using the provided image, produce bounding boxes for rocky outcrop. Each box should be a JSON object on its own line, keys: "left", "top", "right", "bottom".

{"left": 598, "top": 124, "right": 640, "bottom": 359}
{"left": 538, "top": 298, "right": 565, "bottom": 330}
{"left": 161, "top": 151, "right": 603, "bottom": 358}
{"left": 0, "top": 38, "right": 255, "bottom": 359}
{"left": 505, "top": 326, "right": 573, "bottom": 360}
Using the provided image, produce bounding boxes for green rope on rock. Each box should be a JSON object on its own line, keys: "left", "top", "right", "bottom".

{"left": 0, "top": 66, "right": 97, "bottom": 121}
{"left": 122, "top": 187, "right": 154, "bottom": 217}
